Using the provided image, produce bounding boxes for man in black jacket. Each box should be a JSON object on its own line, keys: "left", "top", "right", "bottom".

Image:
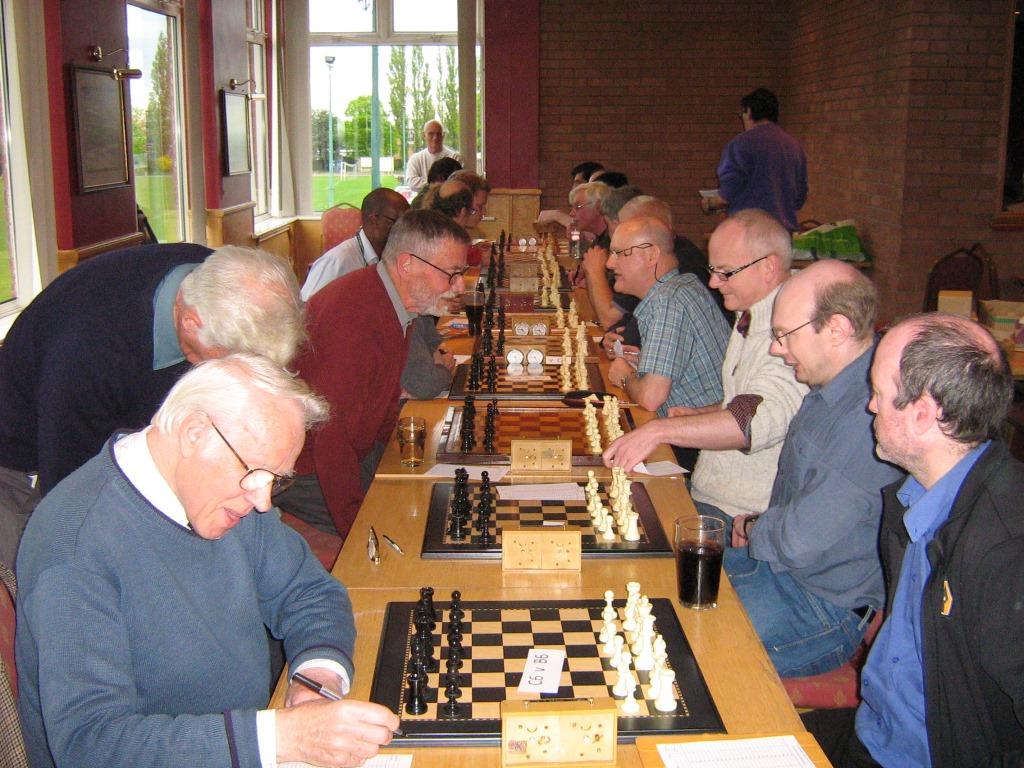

{"left": 804, "top": 313, "right": 1024, "bottom": 767}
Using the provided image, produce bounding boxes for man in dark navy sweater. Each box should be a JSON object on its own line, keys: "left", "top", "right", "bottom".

{"left": 0, "top": 243, "right": 306, "bottom": 567}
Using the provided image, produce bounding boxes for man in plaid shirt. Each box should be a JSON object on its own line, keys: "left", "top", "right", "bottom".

{"left": 606, "top": 216, "right": 729, "bottom": 468}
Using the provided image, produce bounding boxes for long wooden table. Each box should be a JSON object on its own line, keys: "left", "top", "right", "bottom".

{"left": 271, "top": 260, "right": 814, "bottom": 766}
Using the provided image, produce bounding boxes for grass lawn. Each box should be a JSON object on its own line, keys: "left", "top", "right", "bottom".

{"left": 312, "top": 172, "right": 402, "bottom": 211}
{"left": 0, "top": 192, "right": 11, "bottom": 304}
{"left": 135, "top": 172, "right": 182, "bottom": 244}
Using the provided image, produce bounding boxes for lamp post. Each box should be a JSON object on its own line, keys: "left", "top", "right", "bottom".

{"left": 325, "top": 55, "right": 336, "bottom": 208}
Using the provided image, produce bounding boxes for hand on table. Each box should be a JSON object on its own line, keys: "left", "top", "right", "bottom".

{"left": 603, "top": 421, "right": 662, "bottom": 471}
{"left": 608, "top": 357, "right": 637, "bottom": 390}
{"left": 602, "top": 330, "right": 640, "bottom": 361}
{"left": 276, "top": 698, "right": 399, "bottom": 767}
{"left": 285, "top": 667, "right": 345, "bottom": 707}
{"left": 435, "top": 347, "right": 456, "bottom": 372}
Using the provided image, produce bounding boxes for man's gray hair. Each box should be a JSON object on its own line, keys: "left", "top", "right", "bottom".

{"left": 568, "top": 181, "right": 611, "bottom": 208}
{"left": 811, "top": 271, "right": 877, "bottom": 341}
{"left": 178, "top": 246, "right": 305, "bottom": 367}
{"left": 618, "top": 195, "right": 674, "bottom": 228}
{"left": 599, "top": 185, "right": 644, "bottom": 220}
{"left": 728, "top": 209, "right": 793, "bottom": 270}
{"left": 381, "top": 209, "right": 471, "bottom": 265}
{"left": 153, "top": 354, "right": 329, "bottom": 434}
{"left": 892, "top": 314, "right": 1013, "bottom": 445}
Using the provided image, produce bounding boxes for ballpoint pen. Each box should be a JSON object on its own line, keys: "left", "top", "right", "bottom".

{"left": 293, "top": 672, "right": 404, "bottom": 736}
{"left": 382, "top": 534, "right": 404, "bottom": 555}
{"left": 368, "top": 526, "right": 381, "bottom": 564}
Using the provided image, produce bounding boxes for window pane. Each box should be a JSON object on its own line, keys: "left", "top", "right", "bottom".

{"left": 310, "top": 0, "right": 375, "bottom": 34}
{"left": 310, "top": 44, "right": 459, "bottom": 211}
{"left": 0, "top": 7, "right": 14, "bottom": 305}
{"left": 128, "top": 5, "right": 185, "bottom": 242}
{"left": 249, "top": 42, "right": 269, "bottom": 216}
{"left": 393, "top": 0, "right": 456, "bottom": 33}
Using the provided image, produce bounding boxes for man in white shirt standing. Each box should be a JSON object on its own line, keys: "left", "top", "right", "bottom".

{"left": 404, "top": 119, "right": 460, "bottom": 192}
{"left": 302, "top": 188, "right": 409, "bottom": 300}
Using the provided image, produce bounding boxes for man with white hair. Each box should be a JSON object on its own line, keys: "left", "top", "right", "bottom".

{"left": 605, "top": 210, "right": 808, "bottom": 535}
{"left": 16, "top": 355, "right": 400, "bottom": 768}
{"left": 0, "top": 243, "right": 306, "bottom": 567}
{"left": 404, "top": 119, "right": 460, "bottom": 192}
{"left": 284, "top": 209, "right": 470, "bottom": 540}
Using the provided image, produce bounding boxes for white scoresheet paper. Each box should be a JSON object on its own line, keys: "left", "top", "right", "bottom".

{"left": 656, "top": 735, "right": 816, "bottom": 768}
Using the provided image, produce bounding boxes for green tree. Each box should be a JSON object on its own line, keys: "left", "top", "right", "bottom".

{"left": 410, "top": 46, "right": 433, "bottom": 145}
{"left": 311, "top": 108, "right": 340, "bottom": 171}
{"left": 344, "top": 96, "right": 373, "bottom": 159}
{"left": 145, "top": 31, "right": 174, "bottom": 172}
{"left": 437, "top": 47, "right": 459, "bottom": 149}
{"left": 387, "top": 46, "right": 407, "bottom": 166}
{"left": 131, "top": 107, "right": 148, "bottom": 158}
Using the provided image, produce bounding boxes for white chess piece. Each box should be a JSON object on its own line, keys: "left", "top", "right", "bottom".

{"left": 633, "top": 615, "right": 656, "bottom": 670}
{"left": 620, "top": 676, "right": 641, "bottom": 715}
{"left": 623, "top": 510, "right": 641, "bottom": 542}
{"left": 654, "top": 669, "right": 678, "bottom": 712}
{"left": 612, "top": 655, "right": 636, "bottom": 697}
{"left": 609, "top": 634, "right": 626, "bottom": 667}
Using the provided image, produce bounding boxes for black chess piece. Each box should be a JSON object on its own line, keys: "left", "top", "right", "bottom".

{"left": 421, "top": 585, "right": 437, "bottom": 620}
{"left": 483, "top": 407, "right": 496, "bottom": 453}
{"left": 439, "top": 670, "right": 464, "bottom": 719}
{"left": 479, "top": 511, "right": 493, "bottom": 545}
{"left": 485, "top": 356, "right": 497, "bottom": 393}
{"left": 405, "top": 665, "right": 428, "bottom": 715}
{"left": 496, "top": 326, "right": 505, "bottom": 355}
{"left": 415, "top": 610, "right": 438, "bottom": 672}
{"left": 482, "top": 328, "right": 493, "bottom": 356}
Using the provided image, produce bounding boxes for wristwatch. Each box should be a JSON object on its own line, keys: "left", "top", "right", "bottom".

{"left": 618, "top": 370, "right": 636, "bottom": 389}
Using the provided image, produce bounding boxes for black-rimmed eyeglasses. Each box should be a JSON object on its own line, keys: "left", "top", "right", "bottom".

{"left": 210, "top": 421, "right": 295, "bottom": 500}
{"left": 707, "top": 254, "right": 769, "bottom": 281}
{"left": 610, "top": 242, "right": 654, "bottom": 259}
{"left": 408, "top": 252, "right": 469, "bottom": 286}
{"left": 770, "top": 318, "right": 816, "bottom": 345}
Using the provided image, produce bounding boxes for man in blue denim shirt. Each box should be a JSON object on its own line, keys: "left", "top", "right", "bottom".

{"left": 804, "top": 313, "right": 1023, "bottom": 767}
{"left": 727, "top": 260, "right": 902, "bottom": 677}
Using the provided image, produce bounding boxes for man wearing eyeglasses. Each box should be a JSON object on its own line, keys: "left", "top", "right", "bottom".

{"left": 724, "top": 260, "right": 902, "bottom": 677}
{"left": 284, "top": 210, "right": 470, "bottom": 541}
{"left": 604, "top": 209, "right": 807, "bottom": 534}
{"left": 301, "top": 187, "right": 410, "bottom": 300}
{"left": 16, "top": 355, "right": 400, "bottom": 768}
{"left": 605, "top": 217, "right": 729, "bottom": 470}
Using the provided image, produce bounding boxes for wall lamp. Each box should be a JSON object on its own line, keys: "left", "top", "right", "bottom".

{"left": 229, "top": 78, "right": 254, "bottom": 91}
{"left": 87, "top": 45, "right": 142, "bottom": 80}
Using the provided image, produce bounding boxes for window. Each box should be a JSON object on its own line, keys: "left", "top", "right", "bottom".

{"left": 306, "top": 0, "right": 481, "bottom": 211}
{"left": 127, "top": 2, "right": 187, "bottom": 243}
{"left": 0, "top": 0, "right": 53, "bottom": 333}
{"left": 247, "top": 0, "right": 271, "bottom": 219}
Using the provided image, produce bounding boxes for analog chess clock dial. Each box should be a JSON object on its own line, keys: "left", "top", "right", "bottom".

{"left": 505, "top": 348, "right": 525, "bottom": 365}
{"left": 530, "top": 322, "right": 548, "bottom": 336}
{"left": 526, "top": 348, "right": 545, "bottom": 366}
{"left": 514, "top": 321, "right": 530, "bottom": 336}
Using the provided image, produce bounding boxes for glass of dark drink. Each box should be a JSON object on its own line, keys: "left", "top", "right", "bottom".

{"left": 462, "top": 291, "right": 485, "bottom": 336}
{"left": 674, "top": 516, "right": 725, "bottom": 610}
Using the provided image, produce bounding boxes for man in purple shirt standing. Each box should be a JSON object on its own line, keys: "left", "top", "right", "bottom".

{"left": 703, "top": 88, "right": 807, "bottom": 232}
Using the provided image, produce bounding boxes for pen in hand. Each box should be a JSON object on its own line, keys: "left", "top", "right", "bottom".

{"left": 292, "top": 671, "right": 342, "bottom": 701}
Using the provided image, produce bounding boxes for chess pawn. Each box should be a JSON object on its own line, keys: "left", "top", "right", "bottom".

{"left": 620, "top": 676, "right": 641, "bottom": 715}
{"left": 632, "top": 615, "right": 656, "bottom": 670}
{"left": 609, "top": 634, "right": 627, "bottom": 668}
{"left": 555, "top": 305, "right": 565, "bottom": 329}
{"left": 600, "top": 514, "right": 617, "bottom": 542}
{"left": 586, "top": 469, "right": 599, "bottom": 495}
{"left": 654, "top": 669, "right": 678, "bottom": 713}
{"left": 623, "top": 510, "right": 641, "bottom": 542}
{"left": 612, "top": 655, "right": 636, "bottom": 698}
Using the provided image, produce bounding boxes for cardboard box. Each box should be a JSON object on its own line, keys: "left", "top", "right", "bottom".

{"left": 979, "top": 300, "right": 1024, "bottom": 341}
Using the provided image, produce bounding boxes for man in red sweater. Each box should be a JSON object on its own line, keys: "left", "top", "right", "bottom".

{"left": 281, "top": 210, "right": 470, "bottom": 540}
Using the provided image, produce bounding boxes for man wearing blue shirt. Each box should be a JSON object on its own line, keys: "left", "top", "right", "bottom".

{"left": 727, "top": 260, "right": 903, "bottom": 677}
{"left": 804, "top": 313, "right": 1024, "bottom": 767}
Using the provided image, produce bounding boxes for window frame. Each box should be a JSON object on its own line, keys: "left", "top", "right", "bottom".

{"left": 247, "top": 0, "right": 272, "bottom": 221}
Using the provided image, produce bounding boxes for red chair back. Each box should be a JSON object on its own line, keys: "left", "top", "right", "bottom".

{"left": 320, "top": 204, "right": 362, "bottom": 254}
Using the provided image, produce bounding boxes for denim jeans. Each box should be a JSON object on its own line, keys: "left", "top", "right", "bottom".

{"left": 724, "top": 545, "right": 868, "bottom": 677}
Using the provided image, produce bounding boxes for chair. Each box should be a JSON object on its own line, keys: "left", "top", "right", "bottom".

{"left": 781, "top": 610, "right": 884, "bottom": 710}
{"left": 0, "top": 561, "right": 29, "bottom": 767}
{"left": 320, "top": 203, "right": 362, "bottom": 255}
{"left": 923, "top": 242, "right": 1001, "bottom": 312}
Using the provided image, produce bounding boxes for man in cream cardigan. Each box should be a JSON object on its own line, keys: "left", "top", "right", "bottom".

{"left": 604, "top": 209, "right": 808, "bottom": 535}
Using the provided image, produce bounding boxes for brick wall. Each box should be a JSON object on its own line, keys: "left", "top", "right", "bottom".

{"left": 535, "top": 0, "right": 1022, "bottom": 320}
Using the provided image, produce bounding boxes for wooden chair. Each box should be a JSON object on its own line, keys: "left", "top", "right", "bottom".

{"left": 923, "top": 242, "right": 1000, "bottom": 312}
{"left": 782, "top": 610, "right": 884, "bottom": 710}
{"left": 0, "top": 561, "right": 29, "bottom": 768}
{"left": 320, "top": 203, "right": 362, "bottom": 254}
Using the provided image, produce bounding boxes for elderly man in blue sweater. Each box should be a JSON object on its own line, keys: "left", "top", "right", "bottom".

{"left": 16, "top": 355, "right": 399, "bottom": 768}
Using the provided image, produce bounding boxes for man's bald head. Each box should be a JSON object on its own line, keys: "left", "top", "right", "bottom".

{"left": 618, "top": 196, "right": 674, "bottom": 229}
{"left": 779, "top": 259, "right": 878, "bottom": 341}
{"left": 423, "top": 120, "right": 444, "bottom": 153}
{"left": 614, "top": 216, "right": 674, "bottom": 256}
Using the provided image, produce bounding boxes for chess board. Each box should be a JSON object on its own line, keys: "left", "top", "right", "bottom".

{"left": 369, "top": 597, "right": 724, "bottom": 745}
{"left": 470, "top": 333, "right": 600, "bottom": 360}
{"left": 421, "top": 479, "right": 671, "bottom": 557}
{"left": 448, "top": 361, "right": 604, "bottom": 401}
{"left": 436, "top": 406, "right": 635, "bottom": 466}
{"left": 501, "top": 292, "right": 571, "bottom": 313}
{"left": 481, "top": 269, "right": 572, "bottom": 293}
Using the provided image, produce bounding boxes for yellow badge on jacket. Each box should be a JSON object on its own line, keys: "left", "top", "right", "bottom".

{"left": 941, "top": 578, "right": 953, "bottom": 616}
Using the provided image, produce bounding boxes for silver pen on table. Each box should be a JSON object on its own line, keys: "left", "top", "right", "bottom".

{"left": 368, "top": 526, "right": 381, "bottom": 564}
{"left": 382, "top": 534, "right": 404, "bottom": 555}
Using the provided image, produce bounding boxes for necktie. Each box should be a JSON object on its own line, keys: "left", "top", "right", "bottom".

{"left": 736, "top": 311, "right": 751, "bottom": 337}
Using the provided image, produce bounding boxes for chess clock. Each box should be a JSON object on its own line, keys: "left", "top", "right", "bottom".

{"left": 505, "top": 348, "right": 525, "bottom": 365}
{"left": 530, "top": 321, "right": 548, "bottom": 336}
{"left": 513, "top": 321, "right": 530, "bottom": 336}
{"left": 525, "top": 348, "right": 545, "bottom": 366}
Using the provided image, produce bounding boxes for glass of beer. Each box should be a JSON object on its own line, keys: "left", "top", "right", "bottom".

{"left": 397, "top": 416, "right": 427, "bottom": 467}
{"left": 462, "top": 290, "right": 485, "bottom": 336}
{"left": 674, "top": 516, "right": 725, "bottom": 609}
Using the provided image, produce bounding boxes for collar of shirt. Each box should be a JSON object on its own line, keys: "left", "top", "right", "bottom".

{"left": 152, "top": 263, "right": 200, "bottom": 370}
{"left": 735, "top": 283, "right": 780, "bottom": 338}
{"left": 355, "top": 229, "right": 379, "bottom": 266}
{"left": 112, "top": 428, "right": 192, "bottom": 529}
{"left": 634, "top": 268, "right": 680, "bottom": 315}
{"left": 897, "top": 440, "right": 990, "bottom": 543}
{"left": 814, "top": 342, "right": 875, "bottom": 408}
{"left": 376, "top": 259, "right": 416, "bottom": 334}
